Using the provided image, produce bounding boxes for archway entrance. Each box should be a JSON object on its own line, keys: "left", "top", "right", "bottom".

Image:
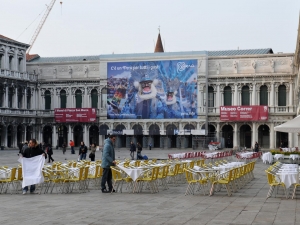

{"left": 26, "top": 126, "right": 32, "bottom": 141}
{"left": 17, "top": 125, "right": 24, "bottom": 145}
{"left": 73, "top": 125, "right": 83, "bottom": 147}
{"left": 7, "top": 125, "right": 13, "bottom": 147}
{"left": 43, "top": 126, "right": 52, "bottom": 146}
{"left": 276, "top": 131, "right": 288, "bottom": 148}
{"left": 184, "top": 124, "right": 195, "bottom": 148}
{"left": 149, "top": 124, "right": 160, "bottom": 148}
{"left": 240, "top": 124, "right": 251, "bottom": 148}
{"left": 89, "top": 125, "right": 99, "bottom": 145}
{"left": 222, "top": 125, "right": 233, "bottom": 148}
{"left": 133, "top": 124, "right": 143, "bottom": 146}
{"left": 58, "top": 125, "right": 68, "bottom": 147}
{"left": 115, "top": 124, "right": 126, "bottom": 147}
{"left": 99, "top": 124, "right": 109, "bottom": 139}
{"left": 166, "top": 124, "right": 177, "bottom": 148}
{"left": 258, "top": 125, "right": 270, "bottom": 148}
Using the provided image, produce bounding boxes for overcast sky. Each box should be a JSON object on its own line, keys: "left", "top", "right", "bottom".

{"left": 1, "top": 0, "right": 300, "bottom": 57}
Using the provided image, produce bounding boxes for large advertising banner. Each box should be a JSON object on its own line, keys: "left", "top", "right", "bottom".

{"left": 107, "top": 60, "right": 197, "bottom": 119}
{"left": 220, "top": 106, "right": 268, "bottom": 121}
{"left": 55, "top": 108, "right": 96, "bottom": 122}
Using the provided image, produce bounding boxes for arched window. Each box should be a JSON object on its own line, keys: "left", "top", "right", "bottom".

{"left": 18, "top": 87, "right": 23, "bottom": 108}
{"left": 260, "top": 85, "right": 268, "bottom": 105}
{"left": 224, "top": 86, "right": 232, "bottom": 106}
{"left": 101, "top": 88, "right": 107, "bottom": 108}
{"left": 278, "top": 85, "right": 286, "bottom": 106}
{"left": 91, "top": 89, "right": 98, "bottom": 108}
{"left": 8, "top": 87, "right": 13, "bottom": 108}
{"left": 241, "top": 86, "right": 250, "bottom": 105}
{"left": 44, "top": 90, "right": 51, "bottom": 110}
{"left": 27, "top": 88, "right": 31, "bottom": 109}
{"left": 208, "top": 86, "right": 214, "bottom": 107}
{"left": 60, "top": 90, "right": 67, "bottom": 108}
{"left": 75, "top": 90, "right": 82, "bottom": 108}
{"left": 9, "top": 56, "right": 13, "bottom": 70}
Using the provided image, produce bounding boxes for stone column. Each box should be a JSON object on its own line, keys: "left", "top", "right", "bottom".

{"left": 84, "top": 87, "right": 88, "bottom": 108}
{"left": 252, "top": 122, "right": 256, "bottom": 148}
{"left": 289, "top": 83, "right": 293, "bottom": 111}
{"left": 52, "top": 125, "right": 57, "bottom": 147}
{"left": 14, "top": 87, "right": 19, "bottom": 109}
{"left": 216, "top": 123, "right": 220, "bottom": 142}
{"left": 83, "top": 124, "right": 88, "bottom": 144}
{"left": 289, "top": 133, "right": 293, "bottom": 149}
{"left": 234, "top": 84, "right": 238, "bottom": 105}
{"left": 68, "top": 124, "right": 72, "bottom": 145}
{"left": 216, "top": 85, "right": 220, "bottom": 113}
{"left": 270, "top": 123, "right": 275, "bottom": 149}
{"left": 252, "top": 84, "right": 256, "bottom": 105}
{"left": 5, "top": 85, "right": 8, "bottom": 108}
{"left": 51, "top": 89, "right": 54, "bottom": 110}
{"left": 233, "top": 123, "right": 238, "bottom": 148}
{"left": 24, "top": 126, "right": 27, "bottom": 142}
{"left": 67, "top": 91, "right": 72, "bottom": 108}
{"left": 24, "top": 88, "right": 27, "bottom": 109}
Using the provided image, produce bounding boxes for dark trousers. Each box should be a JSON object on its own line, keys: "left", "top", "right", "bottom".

{"left": 130, "top": 151, "right": 134, "bottom": 160}
{"left": 48, "top": 154, "right": 54, "bottom": 163}
{"left": 90, "top": 155, "right": 95, "bottom": 161}
{"left": 101, "top": 168, "right": 113, "bottom": 191}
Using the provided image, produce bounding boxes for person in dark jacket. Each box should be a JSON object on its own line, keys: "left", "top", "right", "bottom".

{"left": 137, "top": 142, "right": 143, "bottom": 160}
{"left": 89, "top": 143, "right": 96, "bottom": 161}
{"left": 47, "top": 144, "right": 54, "bottom": 163}
{"left": 18, "top": 142, "right": 23, "bottom": 155}
{"left": 62, "top": 142, "right": 67, "bottom": 154}
{"left": 22, "top": 139, "right": 45, "bottom": 194}
{"left": 79, "top": 141, "right": 88, "bottom": 160}
{"left": 20, "top": 141, "right": 29, "bottom": 155}
{"left": 101, "top": 135, "right": 116, "bottom": 193}
{"left": 254, "top": 142, "right": 259, "bottom": 152}
{"left": 130, "top": 141, "right": 136, "bottom": 160}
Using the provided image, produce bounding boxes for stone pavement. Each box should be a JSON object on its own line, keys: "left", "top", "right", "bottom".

{"left": 0, "top": 149, "right": 299, "bottom": 225}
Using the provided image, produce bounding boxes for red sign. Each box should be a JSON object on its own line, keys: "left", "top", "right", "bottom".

{"left": 220, "top": 106, "right": 268, "bottom": 121}
{"left": 55, "top": 108, "right": 97, "bottom": 123}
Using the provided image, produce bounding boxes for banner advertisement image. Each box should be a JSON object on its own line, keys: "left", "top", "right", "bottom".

{"left": 220, "top": 105, "right": 268, "bottom": 121}
{"left": 55, "top": 108, "right": 96, "bottom": 123}
{"left": 107, "top": 60, "right": 198, "bottom": 119}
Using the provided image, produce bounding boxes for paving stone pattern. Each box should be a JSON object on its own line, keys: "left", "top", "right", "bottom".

{"left": 0, "top": 149, "right": 299, "bottom": 225}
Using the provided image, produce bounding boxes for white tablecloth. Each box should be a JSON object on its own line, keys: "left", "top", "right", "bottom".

{"left": 289, "top": 154, "right": 299, "bottom": 160}
{"left": 274, "top": 154, "right": 284, "bottom": 160}
{"left": 117, "top": 165, "right": 146, "bottom": 181}
{"left": 281, "top": 147, "right": 297, "bottom": 152}
{"left": 170, "top": 153, "right": 186, "bottom": 159}
{"left": 203, "top": 152, "right": 218, "bottom": 158}
{"left": 239, "top": 152, "right": 254, "bottom": 159}
{"left": 212, "top": 162, "right": 245, "bottom": 173}
{"left": 276, "top": 172, "right": 299, "bottom": 189}
{"left": 262, "top": 152, "right": 273, "bottom": 164}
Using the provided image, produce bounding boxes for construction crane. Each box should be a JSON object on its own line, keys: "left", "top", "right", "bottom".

{"left": 26, "top": 0, "right": 59, "bottom": 54}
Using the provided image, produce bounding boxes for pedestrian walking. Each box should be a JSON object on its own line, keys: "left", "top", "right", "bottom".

{"left": 78, "top": 141, "right": 88, "bottom": 160}
{"left": 46, "top": 144, "right": 54, "bottom": 163}
{"left": 137, "top": 142, "right": 143, "bottom": 160}
{"left": 101, "top": 135, "right": 116, "bottom": 193}
{"left": 149, "top": 142, "right": 152, "bottom": 150}
{"left": 89, "top": 143, "right": 96, "bottom": 161}
{"left": 69, "top": 140, "right": 75, "bottom": 154}
{"left": 130, "top": 141, "right": 136, "bottom": 160}
{"left": 62, "top": 142, "right": 67, "bottom": 154}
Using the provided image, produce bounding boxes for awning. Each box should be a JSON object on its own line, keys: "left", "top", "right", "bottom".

{"left": 274, "top": 115, "right": 300, "bottom": 133}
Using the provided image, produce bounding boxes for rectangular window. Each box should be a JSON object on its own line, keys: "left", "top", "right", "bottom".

{"left": 9, "top": 56, "right": 13, "bottom": 70}
{"left": 76, "top": 95, "right": 82, "bottom": 108}
{"left": 208, "top": 92, "right": 214, "bottom": 107}
{"left": 224, "top": 92, "right": 232, "bottom": 106}
{"left": 18, "top": 58, "right": 22, "bottom": 71}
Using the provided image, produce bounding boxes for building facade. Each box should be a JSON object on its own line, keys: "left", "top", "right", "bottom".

{"left": 0, "top": 34, "right": 299, "bottom": 150}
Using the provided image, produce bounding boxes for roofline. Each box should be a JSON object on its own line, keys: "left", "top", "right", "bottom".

{"left": 209, "top": 53, "right": 294, "bottom": 60}
{"left": 0, "top": 36, "right": 30, "bottom": 48}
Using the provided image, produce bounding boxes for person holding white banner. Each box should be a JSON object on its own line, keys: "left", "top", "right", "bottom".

{"left": 21, "top": 139, "right": 45, "bottom": 195}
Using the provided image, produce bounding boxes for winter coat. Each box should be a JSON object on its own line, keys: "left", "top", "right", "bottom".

{"left": 101, "top": 139, "right": 115, "bottom": 169}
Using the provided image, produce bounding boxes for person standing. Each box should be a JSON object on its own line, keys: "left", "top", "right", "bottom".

{"left": 78, "top": 141, "right": 88, "bottom": 160}
{"left": 62, "top": 142, "right": 67, "bottom": 154}
{"left": 69, "top": 140, "right": 75, "bottom": 154}
{"left": 22, "top": 139, "right": 45, "bottom": 194}
{"left": 47, "top": 144, "right": 54, "bottom": 163}
{"left": 18, "top": 142, "right": 23, "bottom": 155}
{"left": 254, "top": 142, "right": 259, "bottom": 153}
{"left": 101, "top": 135, "right": 116, "bottom": 193}
{"left": 130, "top": 141, "right": 136, "bottom": 160}
{"left": 137, "top": 142, "right": 143, "bottom": 160}
{"left": 149, "top": 142, "right": 152, "bottom": 150}
{"left": 89, "top": 143, "right": 96, "bottom": 161}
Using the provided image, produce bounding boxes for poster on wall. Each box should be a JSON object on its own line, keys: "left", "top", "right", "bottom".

{"left": 107, "top": 60, "right": 198, "bottom": 119}
{"left": 220, "top": 106, "right": 268, "bottom": 121}
{"left": 55, "top": 108, "right": 96, "bottom": 122}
